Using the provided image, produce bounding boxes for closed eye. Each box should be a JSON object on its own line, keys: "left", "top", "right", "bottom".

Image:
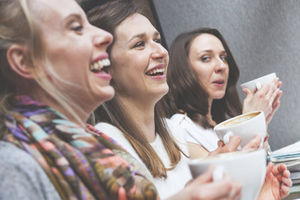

{"left": 70, "top": 21, "right": 84, "bottom": 34}
{"left": 133, "top": 41, "right": 145, "bottom": 48}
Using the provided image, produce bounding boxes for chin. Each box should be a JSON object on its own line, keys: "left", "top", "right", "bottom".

{"left": 94, "top": 86, "right": 115, "bottom": 104}
{"left": 153, "top": 86, "right": 169, "bottom": 100}
{"left": 212, "top": 92, "right": 226, "bottom": 100}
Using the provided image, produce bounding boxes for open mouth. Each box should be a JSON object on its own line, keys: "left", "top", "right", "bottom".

{"left": 90, "top": 58, "right": 110, "bottom": 73}
{"left": 145, "top": 67, "right": 165, "bottom": 77}
{"left": 212, "top": 80, "right": 225, "bottom": 84}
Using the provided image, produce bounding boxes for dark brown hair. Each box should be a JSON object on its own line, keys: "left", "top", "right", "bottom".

{"left": 84, "top": 0, "right": 183, "bottom": 178}
{"left": 163, "top": 27, "right": 242, "bottom": 128}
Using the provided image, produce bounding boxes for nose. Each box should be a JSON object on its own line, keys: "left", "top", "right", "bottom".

{"left": 93, "top": 26, "right": 113, "bottom": 49}
{"left": 215, "top": 58, "right": 227, "bottom": 73}
{"left": 151, "top": 42, "right": 168, "bottom": 60}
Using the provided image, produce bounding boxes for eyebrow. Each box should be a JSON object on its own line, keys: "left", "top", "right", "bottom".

{"left": 196, "top": 49, "right": 227, "bottom": 55}
{"left": 128, "top": 31, "right": 161, "bottom": 43}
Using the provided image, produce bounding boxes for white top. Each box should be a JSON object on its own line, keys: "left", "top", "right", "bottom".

{"left": 95, "top": 120, "right": 192, "bottom": 199}
{"left": 170, "top": 113, "right": 219, "bottom": 152}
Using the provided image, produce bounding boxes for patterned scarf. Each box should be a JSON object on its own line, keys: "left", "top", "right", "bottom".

{"left": 1, "top": 96, "right": 157, "bottom": 200}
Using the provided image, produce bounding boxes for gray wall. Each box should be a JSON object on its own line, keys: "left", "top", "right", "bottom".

{"left": 152, "top": 0, "right": 300, "bottom": 150}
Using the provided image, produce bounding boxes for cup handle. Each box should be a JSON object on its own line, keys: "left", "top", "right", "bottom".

{"left": 255, "top": 82, "right": 262, "bottom": 90}
{"left": 223, "top": 131, "right": 234, "bottom": 144}
{"left": 223, "top": 131, "right": 242, "bottom": 150}
{"left": 213, "top": 166, "right": 224, "bottom": 182}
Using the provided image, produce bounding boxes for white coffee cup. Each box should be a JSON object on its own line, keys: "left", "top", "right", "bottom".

{"left": 188, "top": 149, "right": 266, "bottom": 200}
{"left": 240, "top": 73, "right": 277, "bottom": 92}
{"left": 214, "top": 111, "right": 266, "bottom": 147}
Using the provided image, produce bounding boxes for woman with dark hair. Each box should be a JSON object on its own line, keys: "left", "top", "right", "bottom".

{"left": 165, "top": 28, "right": 282, "bottom": 158}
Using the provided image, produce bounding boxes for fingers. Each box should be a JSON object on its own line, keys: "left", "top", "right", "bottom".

{"left": 222, "top": 136, "right": 241, "bottom": 153}
{"left": 280, "top": 184, "right": 290, "bottom": 199}
{"left": 242, "top": 88, "right": 252, "bottom": 97}
{"left": 242, "top": 135, "right": 261, "bottom": 151}
{"left": 264, "top": 79, "right": 280, "bottom": 105}
{"left": 198, "top": 177, "right": 242, "bottom": 200}
{"left": 192, "top": 166, "right": 214, "bottom": 185}
{"left": 272, "top": 163, "right": 287, "bottom": 176}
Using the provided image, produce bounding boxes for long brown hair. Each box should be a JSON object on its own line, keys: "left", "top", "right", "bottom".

{"left": 83, "top": 0, "right": 183, "bottom": 178}
{"left": 163, "top": 28, "right": 242, "bottom": 128}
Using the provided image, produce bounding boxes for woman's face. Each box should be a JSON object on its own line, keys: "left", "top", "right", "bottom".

{"left": 36, "top": 0, "right": 114, "bottom": 107}
{"left": 110, "top": 13, "right": 169, "bottom": 102}
{"left": 188, "top": 33, "right": 229, "bottom": 100}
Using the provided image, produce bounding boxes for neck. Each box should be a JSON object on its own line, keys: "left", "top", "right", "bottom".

{"left": 117, "top": 95, "right": 156, "bottom": 142}
{"left": 30, "top": 89, "right": 92, "bottom": 126}
{"left": 207, "top": 98, "right": 217, "bottom": 126}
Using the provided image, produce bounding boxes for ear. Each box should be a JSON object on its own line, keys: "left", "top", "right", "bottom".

{"left": 6, "top": 44, "right": 34, "bottom": 79}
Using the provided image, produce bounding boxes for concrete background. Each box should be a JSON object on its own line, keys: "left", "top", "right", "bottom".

{"left": 151, "top": 0, "right": 300, "bottom": 150}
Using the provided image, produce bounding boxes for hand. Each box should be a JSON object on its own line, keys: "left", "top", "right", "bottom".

{"left": 179, "top": 167, "right": 242, "bottom": 200}
{"left": 242, "top": 135, "right": 262, "bottom": 151}
{"left": 210, "top": 135, "right": 241, "bottom": 156}
{"left": 242, "top": 78, "right": 282, "bottom": 124}
{"left": 258, "top": 163, "right": 292, "bottom": 200}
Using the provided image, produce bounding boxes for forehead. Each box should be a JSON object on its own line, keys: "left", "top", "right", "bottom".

{"left": 30, "top": 0, "right": 83, "bottom": 24}
{"left": 190, "top": 33, "right": 225, "bottom": 52}
{"left": 115, "top": 13, "right": 158, "bottom": 39}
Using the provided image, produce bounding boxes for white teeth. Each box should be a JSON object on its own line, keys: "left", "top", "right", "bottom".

{"left": 147, "top": 68, "right": 165, "bottom": 75}
{"left": 90, "top": 58, "right": 111, "bottom": 72}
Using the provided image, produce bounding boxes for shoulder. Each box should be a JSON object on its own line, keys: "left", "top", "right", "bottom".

{"left": 95, "top": 122, "right": 123, "bottom": 135}
{"left": 95, "top": 122, "right": 127, "bottom": 143}
{"left": 95, "top": 122, "right": 136, "bottom": 154}
{"left": 0, "top": 141, "right": 60, "bottom": 200}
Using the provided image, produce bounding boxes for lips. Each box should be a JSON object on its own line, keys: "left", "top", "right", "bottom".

{"left": 212, "top": 79, "right": 225, "bottom": 84}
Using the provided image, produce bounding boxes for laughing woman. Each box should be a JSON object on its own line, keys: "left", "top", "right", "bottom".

{"left": 0, "top": 0, "right": 160, "bottom": 199}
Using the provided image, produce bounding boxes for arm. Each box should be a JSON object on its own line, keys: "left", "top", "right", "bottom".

{"left": 188, "top": 142, "right": 209, "bottom": 159}
{"left": 0, "top": 142, "right": 60, "bottom": 200}
{"left": 242, "top": 78, "right": 282, "bottom": 124}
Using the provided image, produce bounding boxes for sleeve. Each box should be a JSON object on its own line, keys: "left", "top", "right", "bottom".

{"left": 0, "top": 141, "right": 60, "bottom": 200}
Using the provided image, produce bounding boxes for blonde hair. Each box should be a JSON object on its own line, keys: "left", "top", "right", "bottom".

{"left": 0, "top": 0, "right": 88, "bottom": 127}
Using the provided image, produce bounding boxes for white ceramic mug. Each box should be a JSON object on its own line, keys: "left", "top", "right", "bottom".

{"left": 188, "top": 149, "right": 266, "bottom": 200}
{"left": 214, "top": 111, "right": 267, "bottom": 147}
{"left": 240, "top": 73, "right": 277, "bottom": 92}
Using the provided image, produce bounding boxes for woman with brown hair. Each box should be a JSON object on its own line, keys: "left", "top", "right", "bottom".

{"left": 164, "top": 28, "right": 291, "bottom": 199}
{"left": 165, "top": 28, "right": 282, "bottom": 158}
